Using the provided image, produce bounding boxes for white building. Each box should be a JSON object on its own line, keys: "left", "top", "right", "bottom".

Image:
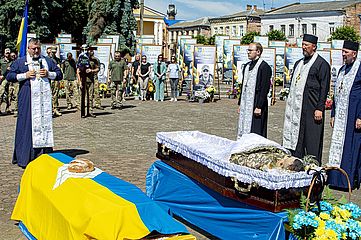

{"left": 261, "top": 0, "right": 361, "bottom": 43}
{"left": 209, "top": 5, "right": 264, "bottom": 38}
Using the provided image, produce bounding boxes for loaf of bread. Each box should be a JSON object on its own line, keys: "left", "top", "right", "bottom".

{"left": 67, "top": 158, "right": 95, "bottom": 173}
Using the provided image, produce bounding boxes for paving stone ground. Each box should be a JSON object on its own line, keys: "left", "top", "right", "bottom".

{"left": 0, "top": 96, "right": 360, "bottom": 240}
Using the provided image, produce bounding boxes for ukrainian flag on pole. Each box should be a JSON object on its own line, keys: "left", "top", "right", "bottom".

{"left": 16, "top": 0, "right": 29, "bottom": 57}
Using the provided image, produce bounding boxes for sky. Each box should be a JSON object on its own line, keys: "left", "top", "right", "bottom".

{"left": 145, "top": 0, "right": 336, "bottom": 21}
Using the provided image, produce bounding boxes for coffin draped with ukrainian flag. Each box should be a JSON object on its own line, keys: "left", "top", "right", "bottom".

{"left": 11, "top": 153, "right": 194, "bottom": 240}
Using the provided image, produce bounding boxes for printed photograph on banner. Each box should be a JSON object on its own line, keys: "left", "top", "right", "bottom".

{"left": 215, "top": 36, "right": 230, "bottom": 63}
{"left": 223, "top": 39, "right": 241, "bottom": 82}
{"left": 285, "top": 47, "right": 303, "bottom": 87}
{"left": 41, "top": 43, "right": 60, "bottom": 59}
{"left": 331, "top": 40, "right": 344, "bottom": 49}
{"left": 317, "top": 42, "right": 331, "bottom": 50}
{"left": 180, "top": 38, "right": 197, "bottom": 73}
{"left": 330, "top": 49, "right": 343, "bottom": 97}
{"left": 272, "top": 47, "right": 285, "bottom": 86}
{"left": 183, "top": 44, "right": 195, "bottom": 82}
{"left": 233, "top": 45, "right": 248, "bottom": 84}
{"left": 177, "top": 35, "right": 192, "bottom": 65}
{"left": 193, "top": 46, "right": 216, "bottom": 91}
{"left": 262, "top": 48, "right": 276, "bottom": 104}
{"left": 195, "top": 64, "right": 215, "bottom": 89}
{"left": 141, "top": 45, "right": 162, "bottom": 64}
{"left": 94, "top": 44, "right": 112, "bottom": 81}
{"left": 59, "top": 43, "right": 77, "bottom": 62}
{"left": 254, "top": 36, "right": 269, "bottom": 48}
{"left": 318, "top": 50, "right": 331, "bottom": 65}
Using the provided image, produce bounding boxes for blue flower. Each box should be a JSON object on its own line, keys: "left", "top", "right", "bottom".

{"left": 320, "top": 201, "right": 333, "bottom": 212}
{"left": 345, "top": 219, "right": 361, "bottom": 240}
{"left": 342, "top": 202, "right": 361, "bottom": 219}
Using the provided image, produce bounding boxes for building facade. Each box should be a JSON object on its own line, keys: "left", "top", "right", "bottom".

{"left": 209, "top": 5, "right": 264, "bottom": 38}
{"left": 133, "top": 6, "right": 166, "bottom": 46}
{"left": 261, "top": 0, "right": 361, "bottom": 43}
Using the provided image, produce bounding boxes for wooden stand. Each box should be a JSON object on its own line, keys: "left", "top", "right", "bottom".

{"left": 157, "top": 143, "right": 309, "bottom": 212}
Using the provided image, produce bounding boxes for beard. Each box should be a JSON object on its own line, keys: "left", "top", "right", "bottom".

{"left": 303, "top": 50, "right": 310, "bottom": 57}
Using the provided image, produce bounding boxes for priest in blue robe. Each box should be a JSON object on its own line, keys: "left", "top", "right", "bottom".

{"left": 6, "top": 38, "right": 63, "bottom": 168}
{"left": 327, "top": 40, "right": 361, "bottom": 190}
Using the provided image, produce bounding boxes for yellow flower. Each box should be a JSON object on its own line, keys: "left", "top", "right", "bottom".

{"left": 324, "top": 229, "right": 338, "bottom": 240}
{"left": 99, "top": 83, "right": 107, "bottom": 91}
{"left": 339, "top": 209, "right": 351, "bottom": 220}
{"left": 320, "top": 212, "right": 331, "bottom": 220}
{"left": 315, "top": 227, "right": 325, "bottom": 237}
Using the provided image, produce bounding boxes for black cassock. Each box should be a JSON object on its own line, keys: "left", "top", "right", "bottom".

{"left": 291, "top": 55, "right": 330, "bottom": 163}
{"left": 238, "top": 59, "right": 272, "bottom": 137}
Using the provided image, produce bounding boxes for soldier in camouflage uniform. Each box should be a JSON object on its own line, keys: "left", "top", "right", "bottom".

{"left": 92, "top": 51, "right": 104, "bottom": 110}
{"left": 47, "top": 46, "right": 62, "bottom": 117}
{"left": 0, "top": 48, "right": 13, "bottom": 114}
{"left": 63, "top": 52, "right": 79, "bottom": 110}
{"left": 109, "top": 51, "right": 128, "bottom": 109}
{"left": 8, "top": 52, "right": 18, "bottom": 114}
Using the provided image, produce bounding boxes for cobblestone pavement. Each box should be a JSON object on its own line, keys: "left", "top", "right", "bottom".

{"left": 0, "top": 96, "right": 360, "bottom": 240}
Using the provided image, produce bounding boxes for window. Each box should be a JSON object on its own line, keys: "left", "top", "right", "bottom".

{"left": 214, "top": 27, "right": 218, "bottom": 35}
{"left": 219, "top": 27, "right": 224, "bottom": 34}
{"left": 281, "top": 25, "right": 285, "bottom": 35}
{"left": 239, "top": 25, "right": 244, "bottom": 36}
{"left": 225, "top": 26, "right": 230, "bottom": 35}
{"left": 269, "top": 25, "right": 274, "bottom": 31}
{"left": 289, "top": 24, "right": 294, "bottom": 36}
{"left": 329, "top": 23, "right": 335, "bottom": 34}
{"left": 302, "top": 24, "right": 307, "bottom": 35}
{"left": 312, "top": 24, "right": 317, "bottom": 35}
{"left": 232, "top": 26, "right": 237, "bottom": 36}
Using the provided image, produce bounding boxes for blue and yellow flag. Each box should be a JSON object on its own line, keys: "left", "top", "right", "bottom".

{"left": 16, "top": 0, "right": 29, "bottom": 57}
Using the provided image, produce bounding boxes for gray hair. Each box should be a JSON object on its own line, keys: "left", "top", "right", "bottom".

{"left": 28, "top": 38, "right": 41, "bottom": 45}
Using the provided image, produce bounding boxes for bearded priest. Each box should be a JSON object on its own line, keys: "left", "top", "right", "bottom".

{"left": 6, "top": 38, "right": 63, "bottom": 168}
{"left": 282, "top": 34, "right": 330, "bottom": 165}
{"left": 327, "top": 40, "right": 361, "bottom": 190}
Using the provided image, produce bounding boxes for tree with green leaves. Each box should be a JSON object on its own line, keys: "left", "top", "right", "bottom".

{"left": 0, "top": 0, "right": 88, "bottom": 51}
{"left": 267, "top": 30, "right": 287, "bottom": 41}
{"left": 241, "top": 31, "right": 260, "bottom": 45}
{"left": 328, "top": 26, "right": 361, "bottom": 42}
{"left": 85, "top": 0, "right": 139, "bottom": 53}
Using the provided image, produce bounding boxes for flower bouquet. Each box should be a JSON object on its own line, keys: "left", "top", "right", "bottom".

{"left": 206, "top": 85, "right": 216, "bottom": 102}
{"left": 279, "top": 88, "right": 290, "bottom": 101}
{"left": 194, "top": 90, "right": 210, "bottom": 103}
{"left": 287, "top": 168, "right": 361, "bottom": 240}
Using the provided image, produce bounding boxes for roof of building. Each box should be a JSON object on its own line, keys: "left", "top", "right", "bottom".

{"left": 264, "top": 0, "right": 361, "bottom": 15}
{"left": 210, "top": 9, "right": 265, "bottom": 21}
{"left": 133, "top": 6, "right": 166, "bottom": 19}
{"left": 169, "top": 17, "right": 210, "bottom": 29}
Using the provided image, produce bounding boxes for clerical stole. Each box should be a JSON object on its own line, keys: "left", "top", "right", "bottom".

{"left": 283, "top": 53, "right": 318, "bottom": 150}
{"left": 27, "top": 54, "right": 54, "bottom": 148}
{"left": 329, "top": 59, "right": 360, "bottom": 166}
{"left": 237, "top": 59, "right": 263, "bottom": 138}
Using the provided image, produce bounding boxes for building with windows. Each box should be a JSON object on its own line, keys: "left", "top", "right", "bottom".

{"left": 209, "top": 5, "right": 264, "bottom": 38}
{"left": 133, "top": 6, "right": 167, "bottom": 46}
{"left": 261, "top": 0, "right": 361, "bottom": 43}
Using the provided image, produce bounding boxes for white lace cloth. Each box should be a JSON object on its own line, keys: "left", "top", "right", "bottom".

{"left": 53, "top": 165, "right": 103, "bottom": 190}
{"left": 156, "top": 131, "right": 314, "bottom": 190}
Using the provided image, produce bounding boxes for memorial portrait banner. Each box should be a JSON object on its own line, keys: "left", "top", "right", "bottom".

{"left": 254, "top": 36, "right": 269, "bottom": 48}
{"left": 233, "top": 45, "right": 248, "bottom": 84}
{"left": 262, "top": 48, "right": 276, "bottom": 104}
{"left": 180, "top": 38, "right": 197, "bottom": 72}
{"left": 59, "top": 43, "right": 77, "bottom": 62}
{"left": 183, "top": 43, "right": 195, "bottom": 82}
{"left": 193, "top": 45, "right": 216, "bottom": 88}
{"left": 94, "top": 44, "right": 112, "bottom": 80}
{"left": 141, "top": 45, "right": 163, "bottom": 65}
{"left": 223, "top": 39, "right": 241, "bottom": 82}
{"left": 331, "top": 40, "right": 344, "bottom": 50}
{"left": 177, "top": 35, "right": 192, "bottom": 65}
{"left": 330, "top": 49, "right": 343, "bottom": 97}
{"left": 285, "top": 47, "right": 303, "bottom": 87}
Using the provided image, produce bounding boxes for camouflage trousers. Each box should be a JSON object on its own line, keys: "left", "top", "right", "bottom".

{"left": 8, "top": 82, "right": 19, "bottom": 111}
{"left": 65, "top": 80, "right": 80, "bottom": 108}
{"left": 94, "top": 78, "right": 101, "bottom": 107}
{"left": 51, "top": 80, "right": 60, "bottom": 110}
{"left": 110, "top": 81, "right": 123, "bottom": 106}
{"left": 0, "top": 79, "right": 10, "bottom": 111}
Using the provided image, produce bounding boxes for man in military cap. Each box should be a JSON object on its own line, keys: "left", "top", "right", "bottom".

{"left": 0, "top": 48, "right": 13, "bottom": 114}
{"left": 197, "top": 64, "right": 214, "bottom": 89}
{"left": 327, "top": 40, "right": 361, "bottom": 190}
{"left": 76, "top": 44, "right": 98, "bottom": 118}
{"left": 283, "top": 34, "right": 330, "bottom": 164}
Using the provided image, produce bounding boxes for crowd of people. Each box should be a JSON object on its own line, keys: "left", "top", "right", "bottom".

{"left": 2, "top": 34, "right": 361, "bottom": 191}
{"left": 0, "top": 42, "right": 182, "bottom": 118}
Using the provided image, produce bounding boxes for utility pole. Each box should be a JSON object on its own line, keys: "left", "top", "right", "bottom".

{"left": 140, "top": 0, "right": 144, "bottom": 38}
